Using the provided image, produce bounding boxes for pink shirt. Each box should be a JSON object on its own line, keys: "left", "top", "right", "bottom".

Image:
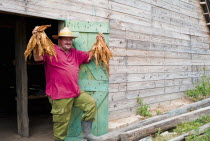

{"left": 42, "top": 45, "right": 89, "bottom": 100}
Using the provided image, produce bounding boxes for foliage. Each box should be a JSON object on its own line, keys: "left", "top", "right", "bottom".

{"left": 152, "top": 116, "right": 210, "bottom": 141}
{"left": 152, "top": 128, "right": 177, "bottom": 141}
{"left": 173, "top": 116, "right": 210, "bottom": 135}
{"left": 136, "top": 97, "right": 152, "bottom": 117}
{"left": 156, "top": 110, "right": 162, "bottom": 115}
{"left": 186, "top": 67, "right": 210, "bottom": 101}
{"left": 156, "top": 128, "right": 162, "bottom": 137}
{"left": 186, "top": 128, "right": 210, "bottom": 141}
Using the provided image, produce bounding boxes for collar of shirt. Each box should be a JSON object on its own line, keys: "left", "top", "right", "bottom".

{"left": 57, "top": 45, "right": 71, "bottom": 56}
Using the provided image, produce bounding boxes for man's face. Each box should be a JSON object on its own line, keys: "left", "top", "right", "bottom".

{"left": 58, "top": 37, "right": 73, "bottom": 51}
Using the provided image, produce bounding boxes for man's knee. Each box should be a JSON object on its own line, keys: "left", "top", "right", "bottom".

{"left": 89, "top": 98, "right": 96, "bottom": 108}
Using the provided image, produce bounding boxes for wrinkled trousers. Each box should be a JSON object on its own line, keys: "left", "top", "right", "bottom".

{"left": 48, "top": 91, "right": 96, "bottom": 140}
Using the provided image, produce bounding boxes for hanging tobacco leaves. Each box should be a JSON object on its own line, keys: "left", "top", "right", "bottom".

{"left": 88, "top": 33, "right": 113, "bottom": 76}
{"left": 24, "top": 25, "right": 56, "bottom": 60}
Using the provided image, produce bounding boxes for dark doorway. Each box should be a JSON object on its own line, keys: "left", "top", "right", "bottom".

{"left": 0, "top": 12, "right": 60, "bottom": 140}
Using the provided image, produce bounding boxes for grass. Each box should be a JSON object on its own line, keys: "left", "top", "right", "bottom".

{"left": 186, "top": 67, "right": 210, "bottom": 101}
{"left": 152, "top": 116, "right": 210, "bottom": 141}
{"left": 156, "top": 110, "right": 162, "bottom": 115}
{"left": 173, "top": 116, "right": 210, "bottom": 135}
{"left": 186, "top": 128, "right": 210, "bottom": 141}
{"left": 136, "top": 97, "right": 152, "bottom": 117}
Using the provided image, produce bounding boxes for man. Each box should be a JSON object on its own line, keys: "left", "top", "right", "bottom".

{"left": 33, "top": 26, "right": 99, "bottom": 141}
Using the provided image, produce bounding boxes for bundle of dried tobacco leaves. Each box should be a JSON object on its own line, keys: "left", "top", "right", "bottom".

{"left": 88, "top": 33, "right": 113, "bottom": 76}
{"left": 24, "top": 25, "right": 56, "bottom": 60}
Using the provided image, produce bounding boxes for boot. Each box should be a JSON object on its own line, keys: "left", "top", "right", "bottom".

{"left": 81, "top": 121, "right": 99, "bottom": 141}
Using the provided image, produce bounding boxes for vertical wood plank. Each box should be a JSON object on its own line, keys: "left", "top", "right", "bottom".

{"left": 58, "top": 20, "right": 65, "bottom": 31}
{"left": 15, "top": 18, "right": 29, "bottom": 137}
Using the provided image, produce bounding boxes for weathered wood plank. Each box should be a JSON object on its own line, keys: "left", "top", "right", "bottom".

{"left": 126, "top": 71, "right": 198, "bottom": 82}
{"left": 109, "top": 82, "right": 127, "bottom": 93}
{"left": 126, "top": 82, "right": 193, "bottom": 100}
{"left": 109, "top": 57, "right": 126, "bottom": 66}
{"left": 126, "top": 87, "right": 165, "bottom": 100}
{"left": 110, "top": 20, "right": 152, "bottom": 35}
{"left": 109, "top": 92, "right": 185, "bottom": 112}
{"left": 127, "top": 78, "right": 192, "bottom": 91}
{"left": 110, "top": 65, "right": 192, "bottom": 74}
{"left": 109, "top": 91, "right": 127, "bottom": 102}
{"left": 0, "top": 0, "right": 110, "bottom": 22}
{"left": 152, "top": 6, "right": 205, "bottom": 27}
{"left": 110, "top": 0, "right": 152, "bottom": 11}
{"left": 152, "top": 20, "right": 190, "bottom": 35}
{"left": 110, "top": 1, "right": 151, "bottom": 20}
{"left": 143, "top": 92, "right": 185, "bottom": 105}
{"left": 126, "top": 57, "right": 210, "bottom": 66}
{"left": 32, "top": 0, "right": 110, "bottom": 18}
{"left": 55, "top": 0, "right": 109, "bottom": 9}
{"left": 145, "top": 0, "right": 202, "bottom": 19}
{"left": 120, "top": 106, "right": 210, "bottom": 141}
{"left": 110, "top": 29, "right": 126, "bottom": 39}
{"left": 110, "top": 47, "right": 192, "bottom": 59}
{"left": 109, "top": 38, "right": 127, "bottom": 48}
{"left": 109, "top": 11, "right": 151, "bottom": 26}
{"left": 109, "top": 107, "right": 137, "bottom": 120}
{"left": 109, "top": 74, "right": 127, "bottom": 83}
{"left": 15, "top": 18, "right": 29, "bottom": 137}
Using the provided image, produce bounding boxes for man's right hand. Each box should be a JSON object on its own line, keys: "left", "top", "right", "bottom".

{"left": 32, "top": 26, "right": 40, "bottom": 34}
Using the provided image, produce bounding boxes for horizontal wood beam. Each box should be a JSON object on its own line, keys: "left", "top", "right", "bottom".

{"left": 200, "top": 2, "right": 206, "bottom": 4}
{"left": 97, "top": 97, "right": 210, "bottom": 141}
{"left": 120, "top": 106, "right": 210, "bottom": 141}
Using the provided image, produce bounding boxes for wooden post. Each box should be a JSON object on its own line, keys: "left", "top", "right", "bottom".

{"left": 58, "top": 20, "right": 65, "bottom": 31}
{"left": 15, "top": 18, "right": 29, "bottom": 137}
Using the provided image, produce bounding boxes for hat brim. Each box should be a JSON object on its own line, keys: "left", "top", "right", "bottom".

{"left": 52, "top": 35, "right": 78, "bottom": 39}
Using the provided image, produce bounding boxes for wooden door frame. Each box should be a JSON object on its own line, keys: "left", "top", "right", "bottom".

{"left": 15, "top": 17, "right": 29, "bottom": 137}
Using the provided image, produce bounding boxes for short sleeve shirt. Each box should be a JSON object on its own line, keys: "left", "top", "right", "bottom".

{"left": 42, "top": 45, "right": 89, "bottom": 100}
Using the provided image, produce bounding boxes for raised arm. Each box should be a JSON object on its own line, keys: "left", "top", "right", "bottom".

{"left": 33, "top": 49, "right": 43, "bottom": 62}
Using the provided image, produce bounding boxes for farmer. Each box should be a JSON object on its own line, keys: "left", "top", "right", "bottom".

{"left": 32, "top": 26, "right": 100, "bottom": 141}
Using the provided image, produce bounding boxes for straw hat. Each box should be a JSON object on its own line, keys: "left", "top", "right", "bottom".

{"left": 52, "top": 27, "right": 77, "bottom": 39}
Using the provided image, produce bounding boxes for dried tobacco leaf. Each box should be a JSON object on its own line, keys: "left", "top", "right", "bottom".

{"left": 88, "top": 33, "right": 113, "bottom": 76}
{"left": 24, "top": 25, "right": 57, "bottom": 61}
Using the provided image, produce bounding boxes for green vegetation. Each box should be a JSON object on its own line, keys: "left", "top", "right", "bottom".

{"left": 173, "top": 116, "right": 210, "bottom": 135}
{"left": 156, "top": 110, "right": 162, "bottom": 115}
{"left": 152, "top": 116, "right": 210, "bottom": 141}
{"left": 186, "top": 68, "right": 210, "bottom": 101}
{"left": 136, "top": 97, "right": 152, "bottom": 117}
{"left": 152, "top": 128, "right": 177, "bottom": 141}
{"left": 186, "top": 128, "right": 210, "bottom": 141}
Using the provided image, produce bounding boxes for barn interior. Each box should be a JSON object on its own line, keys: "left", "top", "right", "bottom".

{"left": 0, "top": 12, "right": 58, "bottom": 139}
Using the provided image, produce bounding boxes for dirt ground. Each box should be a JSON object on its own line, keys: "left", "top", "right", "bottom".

{"left": 0, "top": 115, "right": 53, "bottom": 141}
{"left": 109, "top": 97, "right": 194, "bottom": 131}
{"left": 150, "top": 97, "right": 194, "bottom": 115}
{"left": 0, "top": 98, "right": 194, "bottom": 141}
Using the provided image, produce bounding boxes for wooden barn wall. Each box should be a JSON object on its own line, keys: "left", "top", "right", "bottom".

{"left": 0, "top": 0, "right": 110, "bottom": 22}
{"left": 108, "top": 0, "right": 210, "bottom": 120}
{"left": 1, "top": 0, "right": 210, "bottom": 120}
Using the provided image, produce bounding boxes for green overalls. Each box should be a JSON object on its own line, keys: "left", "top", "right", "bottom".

{"left": 48, "top": 91, "right": 96, "bottom": 140}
